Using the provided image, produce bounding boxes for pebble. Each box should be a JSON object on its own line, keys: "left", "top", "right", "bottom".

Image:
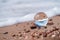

{"left": 3, "top": 32, "right": 8, "bottom": 34}
{"left": 51, "top": 35, "right": 56, "bottom": 38}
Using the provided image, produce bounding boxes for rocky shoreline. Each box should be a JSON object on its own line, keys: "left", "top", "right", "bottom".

{"left": 0, "top": 15, "right": 60, "bottom": 40}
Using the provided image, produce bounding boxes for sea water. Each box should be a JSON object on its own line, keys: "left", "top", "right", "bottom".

{"left": 0, "top": 0, "right": 60, "bottom": 27}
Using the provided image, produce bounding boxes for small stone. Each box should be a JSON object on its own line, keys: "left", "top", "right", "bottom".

{"left": 43, "top": 32, "right": 47, "bottom": 37}
{"left": 47, "top": 21, "right": 54, "bottom": 25}
{"left": 53, "top": 27, "right": 59, "bottom": 30}
{"left": 31, "top": 32, "right": 36, "bottom": 37}
{"left": 49, "top": 19, "right": 52, "bottom": 21}
{"left": 24, "top": 29, "right": 30, "bottom": 33}
{"left": 25, "top": 30, "right": 30, "bottom": 33}
{"left": 25, "top": 36, "right": 28, "bottom": 39}
{"left": 12, "top": 34, "right": 16, "bottom": 37}
{"left": 51, "top": 35, "right": 56, "bottom": 38}
{"left": 30, "top": 26, "right": 37, "bottom": 29}
{"left": 44, "top": 26, "right": 47, "bottom": 29}
{"left": 19, "top": 37, "right": 22, "bottom": 40}
{"left": 3, "top": 32, "right": 8, "bottom": 34}
{"left": 19, "top": 34, "right": 22, "bottom": 37}
{"left": 34, "top": 33, "right": 38, "bottom": 36}
{"left": 36, "top": 36, "right": 40, "bottom": 39}
{"left": 46, "top": 30, "right": 50, "bottom": 34}
{"left": 19, "top": 32, "right": 21, "bottom": 33}
{"left": 39, "top": 33, "right": 42, "bottom": 36}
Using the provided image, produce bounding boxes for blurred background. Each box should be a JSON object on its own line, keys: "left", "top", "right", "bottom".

{"left": 0, "top": 0, "right": 60, "bottom": 18}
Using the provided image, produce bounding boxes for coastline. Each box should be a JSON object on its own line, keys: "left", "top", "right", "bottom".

{"left": 0, "top": 15, "right": 60, "bottom": 40}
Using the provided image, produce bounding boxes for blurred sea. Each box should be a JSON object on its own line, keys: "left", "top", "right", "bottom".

{"left": 0, "top": 0, "right": 60, "bottom": 27}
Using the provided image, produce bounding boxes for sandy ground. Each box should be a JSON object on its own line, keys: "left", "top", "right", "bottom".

{"left": 0, "top": 16, "right": 60, "bottom": 40}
